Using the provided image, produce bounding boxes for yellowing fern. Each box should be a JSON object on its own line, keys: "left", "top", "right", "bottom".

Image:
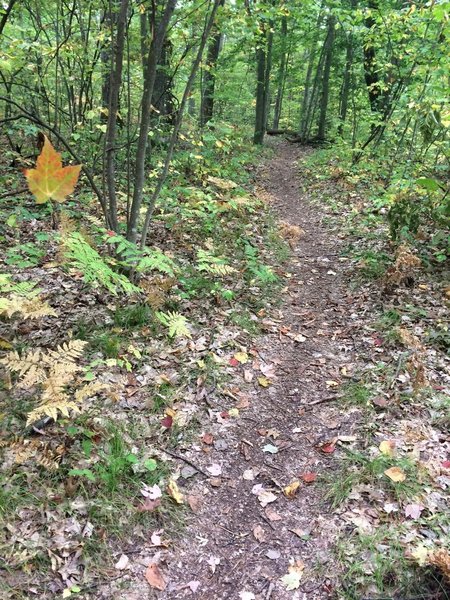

{"left": 196, "top": 248, "right": 237, "bottom": 277}
{"left": 0, "top": 287, "right": 57, "bottom": 319}
{"left": 0, "top": 340, "right": 105, "bottom": 426}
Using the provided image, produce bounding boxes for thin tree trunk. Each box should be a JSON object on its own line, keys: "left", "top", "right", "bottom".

{"left": 263, "top": 17, "right": 274, "bottom": 132}
{"left": 299, "top": 13, "right": 322, "bottom": 142}
{"left": 317, "top": 15, "right": 335, "bottom": 141}
{"left": 140, "top": 0, "right": 223, "bottom": 247}
{"left": 363, "top": 0, "right": 382, "bottom": 113}
{"left": 104, "top": 0, "right": 129, "bottom": 231}
{"left": 127, "top": 0, "right": 177, "bottom": 244}
{"left": 272, "top": 15, "right": 288, "bottom": 130}
{"left": 253, "top": 38, "right": 267, "bottom": 145}
{"left": 200, "top": 0, "right": 224, "bottom": 126}
{"left": 0, "top": 0, "right": 16, "bottom": 37}
{"left": 338, "top": 0, "right": 356, "bottom": 135}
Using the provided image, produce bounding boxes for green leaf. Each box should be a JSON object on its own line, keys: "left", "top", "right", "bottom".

{"left": 416, "top": 177, "right": 440, "bottom": 192}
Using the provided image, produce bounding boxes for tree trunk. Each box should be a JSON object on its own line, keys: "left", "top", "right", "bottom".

{"left": 272, "top": 15, "right": 288, "bottom": 130}
{"left": 299, "top": 13, "right": 322, "bottom": 142}
{"left": 200, "top": 0, "right": 224, "bottom": 127}
{"left": 104, "top": 0, "right": 129, "bottom": 231}
{"left": 338, "top": 10, "right": 355, "bottom": 135}
{"left": 0, "top": 0, "right": 17, "bottom": 37}
{"left": 317, "top": 15, "right": 335, "bottom": 141}
{"left": 363, "top": 0, "right": 382, "bottom": 112}
{"left": 127, "top": 0, "right": 177, "bottom": 244}
{"left": 253, "top": 39, "right": 267, "bottom": 145}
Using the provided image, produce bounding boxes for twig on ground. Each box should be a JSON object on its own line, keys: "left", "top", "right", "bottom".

{"left": 162, "top": 448, "right": 209, "bottom": 477}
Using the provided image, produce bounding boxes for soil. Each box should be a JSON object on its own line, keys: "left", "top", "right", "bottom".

{"left": 95, "top": 142, "right": 364, "bottom": 599}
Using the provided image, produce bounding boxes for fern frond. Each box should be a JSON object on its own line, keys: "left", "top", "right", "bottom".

{"left": 26, "top": 397, "right": 80, "bottom": 426}
{"left": 63, "top": 232, "right": 140, "bottom": 295}
{"left": 0, "top": 349, "right": 43, "bottom": 377}
{"left": 44, "top": 340, "right": 88, "bottom": 364}
{"left": 156, "top": 311, "right": 192, "bottom": 338}
{"left": 197, "top": 249, "right": 236, "bottom": 277}
{"left": 74, "top": 381, "right": 108, "bottom": 403}
{"left": 137, "top": 249, "right": 177, "bottom": 276}
{"left": 0, "top": 294, "right": 56, "bottom": 319}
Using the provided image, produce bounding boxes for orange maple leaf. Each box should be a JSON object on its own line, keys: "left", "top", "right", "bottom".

{"left": 24, "top": 135, "right": 81, "bottom": 203}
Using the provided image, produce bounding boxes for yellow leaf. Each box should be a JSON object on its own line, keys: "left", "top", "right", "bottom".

{"left": 410, "top": 544, "right": 429, "bottom": 566}
{"left": 384, "top": 466, "right": 406, "bottom": 482}
{"left": 283, "top": 480, "right": 300, "bottom": 498}
{"left": 167, "top": 479, "right": 184, "bottom": 504}
{"left": 234, "top": 351, "right": 248, "bottom": 364}
{"left": 165, "top": 407, "right": 177, "bottom": 418}
{"left": 258, "top": 376, "right": 271, "bottom": 388}
{"left": 228, "top": 407, "right": 239, "bottom": 418}
{"left": 24, "top": 135, "right": 81, "bottom": 203}
{"left": 379, "top": 440, "right": 396, "bottom": 457}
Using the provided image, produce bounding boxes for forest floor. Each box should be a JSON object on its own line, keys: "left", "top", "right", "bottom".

{"left": 1, "top": 140, "right": 449, "bottom": 600}
{"left": 94, "top": 142, "right": 450, "bottom": 600}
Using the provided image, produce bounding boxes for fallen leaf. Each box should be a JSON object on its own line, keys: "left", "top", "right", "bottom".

{"left": 263, "top": 444, "right": 279, "bottom": 454}
{"left": 264, "top": 506, "right": 282, "bottom": 521}
{"left": 283, "top": 480, "right": 300, "bottom": 498}
{"left": 410, "top": 544, "right": 429, "bottom": 566}
{"left": 266, "top": 549, "right": 281, "bottom": 560}
{"left": 228, "top": 407, "right": 239, "bottom": 417}
{"left": 207, "top": 556, "right": 221, "bottom": 573}
{"left": 167, "top": 479, "right": 184, "bottom": 504}
{"left": 244, "top": 369, "right": 254, "bottom": 383}
{"left": 239, "top": 592, "right": 256, "bottom": 600}
{"left": 301, "top": 472, "right": 317, "bottom": 483}
{"left": 384, "top": 466, "right": 406, "bottom": 482}
{"left": 188, "top": 581, "right": 201, "bottom": 592}
{"left": 379, "top": 440, "right": 396, "bottom": 457}
{"left": 115, "top": 554, "right": 129, "bottom": 570}
{"left": 187, "top": 494, "right": 202, "bottom": 513}
{"left": 143, "top": 484, "right": 162, "bottom": 500}
{"left": 405, "top": 503, "right": 424, "bottom": 519}
{"left": 441, "top": 460, "right": 450, "bottom": 469}
{"left": 145, "top": 562, "right": 166, "bottom": 591}
{"left": 252, "top": 484, "right": 277, "bottom": 507}
{"left": 228, "top": 357, "right": 240, "bottom": 367}
{"left": 234, "top": 351, "right": 249, "bottom": 364}
{"left": 137, "top": 498, "right": 161, "bottom": 512}
{"left": 160, "top": 415, "right": 173, "bottom": 429}
{"left": 243, "top": 469, "right": 256, "bottom": 481}
{"left": 207, "top": 463, "right": 222, "bottom": 477}
{"left": 320, "top": 442, "right": 336, "bottom": 454}
{"left": 253, "top": 524, "right": 266, "bottom": 542}
{"left": 280, "top": 560, "right": 305, "bottom": 590}
{"left": 202, "top": 432, "right": 214, "bottom": 445}
{"left": 258, "top": 376, "right": 271, "bottom": 387}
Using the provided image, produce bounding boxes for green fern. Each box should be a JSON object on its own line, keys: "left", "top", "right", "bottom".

{"left": 106, "top": 235, "right": 177, "bottom": 276}
{"left": 156, "top": 311, "right": 192, "bottom": 338}
{"left": 196, "top": 248, "right": 236, "bottom": 277}
{"left": 0, "top": 274, "right": 41, "bottom": 297}
{"left": 62, "top": 232, "right": 139, "bottom": 295}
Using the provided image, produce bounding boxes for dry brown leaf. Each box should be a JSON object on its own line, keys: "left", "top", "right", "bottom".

{"left": 384, "top": 466, "right": 406, "bottom": 482}
{"left": 145, "top": 562, "right": 166, "bottom": 591}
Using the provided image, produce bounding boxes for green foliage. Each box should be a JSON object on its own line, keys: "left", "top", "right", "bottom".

{"left": 62, "top": 232, "right": 139, "bottom": 295}
{"left": 156, "top": 310, "right": 191, "bottom": 338}
{"left": 105, "top": 234, "right": 177, "bottom": 276}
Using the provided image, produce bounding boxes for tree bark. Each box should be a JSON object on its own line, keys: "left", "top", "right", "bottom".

{"left": 200, "top": 0, "right": 224, "bottom": 127}
{"left": 317, "top": 15, "right": 335, "bottom": 141}
{"left": 272, "top": 15, "right": 288, "bottom": 130}
{"left": 104, "top": 0, "right": 129, "bottom": 231}
{"left": 127, "top": 0, "right": 177, "bottom": 244}
{"left": 0, "top": 0, "right": 17, "bottom": 37}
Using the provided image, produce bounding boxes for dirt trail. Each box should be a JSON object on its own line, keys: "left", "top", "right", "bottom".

{"left": 105, "top": 142, "right": 360, "bottom": 599}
